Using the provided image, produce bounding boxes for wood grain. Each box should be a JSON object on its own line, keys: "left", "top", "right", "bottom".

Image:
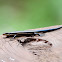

{"left": 0, "top": 25, "right": 62, "bottom": 62}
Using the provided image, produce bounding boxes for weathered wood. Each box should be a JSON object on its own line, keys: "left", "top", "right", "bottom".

{"left": 0, "top": 25, "right": 62, "bottom": 62}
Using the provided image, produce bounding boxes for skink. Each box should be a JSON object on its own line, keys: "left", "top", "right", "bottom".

{"left": 3, "top": 26, "right": 62, "bottom": 38}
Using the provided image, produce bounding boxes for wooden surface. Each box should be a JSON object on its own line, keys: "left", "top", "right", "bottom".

{"left": 0, "top": 25, "right": 62, "bottom": 62}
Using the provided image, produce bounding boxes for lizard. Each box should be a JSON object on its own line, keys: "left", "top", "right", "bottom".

{"left": 3, "top": 26, "right": 62, "bottom": 38}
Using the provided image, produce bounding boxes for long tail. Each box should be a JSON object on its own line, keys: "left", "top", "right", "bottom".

{"left": 35, "top": 26, "right": 62, "bottom": 33}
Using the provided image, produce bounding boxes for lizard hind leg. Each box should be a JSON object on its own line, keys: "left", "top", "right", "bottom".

{"left": 38, "top": 33, "right": 45, "bottom": 37}
{"left": 34, "top": 33, "right": 45, "bottom": 37}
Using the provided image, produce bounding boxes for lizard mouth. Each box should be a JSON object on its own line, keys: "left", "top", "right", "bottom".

{"left": 3, "top": 33, "right": 6, "bottom": 35}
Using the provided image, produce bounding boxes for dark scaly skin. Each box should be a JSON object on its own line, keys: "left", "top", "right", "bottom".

{"left": 3, "top": 26, "right": 62, "bottom": 38}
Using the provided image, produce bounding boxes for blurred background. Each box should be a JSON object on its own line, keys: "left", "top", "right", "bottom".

{"left": 0, "top": 0, "right": 62, "bottom": 34}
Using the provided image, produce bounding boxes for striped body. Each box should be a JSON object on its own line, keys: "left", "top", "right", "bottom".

{"left": 3, "top": 26, "right": 62, "bottom": 38}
